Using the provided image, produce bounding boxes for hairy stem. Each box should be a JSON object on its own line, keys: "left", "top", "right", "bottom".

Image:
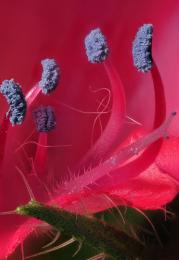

{"left": 17, "top": 200, "right": 143, "bottom": 259}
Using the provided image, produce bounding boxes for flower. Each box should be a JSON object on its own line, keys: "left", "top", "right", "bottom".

{"left": 0, "top": 0, "right": 179, "bottom": 259}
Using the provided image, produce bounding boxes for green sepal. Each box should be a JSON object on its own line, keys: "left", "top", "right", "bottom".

{"left": 16, "top": 200, "right": 144, "bottom": 259}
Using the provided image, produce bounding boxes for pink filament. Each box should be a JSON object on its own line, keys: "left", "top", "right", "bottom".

{"left": 106, "top": 60, "right": 168, "bottom": 184}
{"left": 79, "top": 59, "right": 126, "bottom": 166}
{"left": 0, "top": 83, "right": 41, "bottom": 167}
{"left": 0, "top": 116, "right": 10, "bottom": 168}
{"left": 33, "top": 133, "right": 48, "bottom": 176}
{"left": 152, "top": 61, "right": 166, "bottom": 127}
{"left": 26, "top": 83, "right": 41, "bottom": 107}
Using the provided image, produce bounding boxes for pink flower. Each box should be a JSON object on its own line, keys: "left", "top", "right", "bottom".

{"left": 0, "top": 0, "right": 179, "bottom": 259}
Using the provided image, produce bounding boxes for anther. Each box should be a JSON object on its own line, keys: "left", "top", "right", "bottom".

{"left": 132, "top": 24, "right": 153, "bottom": 72}
{"left": 33, "top": 106, "right": 56, "bottom": 132}
{"left": 85, "top": 28, "right": 109, "bottom": 63}
{"left": 39, "top": 59, "right": 60, "bottom": 94}
{"left": 0, "top": 79, "right": 26, "bottom": 125}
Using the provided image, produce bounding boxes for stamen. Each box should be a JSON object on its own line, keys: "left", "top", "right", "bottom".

{"left": 32, "top": 106, "right": 56, "bottom": 176}
{"left": 0, "top": 80, "right": 26, "bottom": 167}
{"left": 62, "top": 112, "right": 176, "bottom": 194}
{"left": 132, "top": 24, "right": 153, "bottom": 72}
{"left": 87, "top": 60, "right": 126, "bottom": 160}
{"left": 26, "top": 59, "right": 60, "bottom": 106}
{"left": 0, "top": 79, "right": 26, "bottom": 125}
{"left": 111, "top": 25, "right": 167, "bottom": 187}
{"left": 121, "top": 60, "right": 167, "bottom": 178}
{"left": 33, "top": 106, "right": 56, "bottom": 132}
{"left": 80, "top": 30, "right": 126, "bottom": 166}
{"left": 39, "top": 58, "right": 60, "bottom": 94}
{"left": 85, "top": 28, "right": 109, "bottom": 63}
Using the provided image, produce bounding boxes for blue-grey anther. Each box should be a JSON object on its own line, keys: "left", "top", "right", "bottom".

{"left": 39, "top": 58, "right": 60, "bottom": 94}
{"left": 85, "top": 28, "right": 109, "bottom": 63}
{"left": 0, "top": 79, "right": 27, "bottom": 125}
{"left": 33, "top": 106, "right": 56, "bottom": 132}
{"left": 132, "top": 24, "right": 153, "bottom": 72}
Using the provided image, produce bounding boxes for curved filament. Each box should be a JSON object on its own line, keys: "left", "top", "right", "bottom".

{"left": 99, "top": 59, "right": 169, "bottom": 187}
{"left": 79, "top": 59, "right": 126, "bottom": 166}
{"left": 0, "top": 116, "right": 10, "bottom": 168}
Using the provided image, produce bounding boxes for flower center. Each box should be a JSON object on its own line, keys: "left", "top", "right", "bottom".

{"left": 56, "top": 25, "right": 177, "bottom": 203}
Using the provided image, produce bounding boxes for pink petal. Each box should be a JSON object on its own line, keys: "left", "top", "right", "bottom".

{"left": 156, "top": 137, "right": 179, "bottom": 181}
{"left": 0, "top": 0, "right": 178, "bottom": 259}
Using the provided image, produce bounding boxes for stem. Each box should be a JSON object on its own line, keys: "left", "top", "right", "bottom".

{"left": 17, "top": 200, "right": 143, "bottom": 259}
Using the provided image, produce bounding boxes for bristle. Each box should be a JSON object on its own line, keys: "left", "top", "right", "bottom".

{"left": 39, "top": 59, "right": 60, "bottom": 94}
{"left": 85, "top": 28, "right": 109, "bottom": 63}
{"left": 0, "top": 79, "right": 26, "bottom": 125}
{"left": 33, "top": 106, "right": 56, "bottom": 132}
{"left": 132, "top": 24, "right": 153, "bottom": 72}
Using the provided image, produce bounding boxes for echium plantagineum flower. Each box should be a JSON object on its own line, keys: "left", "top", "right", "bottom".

{"left": 0, "top": 20, "right": 179, "bottom": 260}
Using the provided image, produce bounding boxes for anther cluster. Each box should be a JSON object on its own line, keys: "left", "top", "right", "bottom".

{"left": 39, "top": 59, "right": 60, "bottom": 94}
{"left": 0, "top": 79, "right": 26, "bottom": 125}
{"left": 85, "top": 28, "right": 109, "bottom": 63}
{"left": 132, "top": 24, "right": 153, "bottom": 72}
{"left": 33, "top": 106, "right": 56, "bottom": 132}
